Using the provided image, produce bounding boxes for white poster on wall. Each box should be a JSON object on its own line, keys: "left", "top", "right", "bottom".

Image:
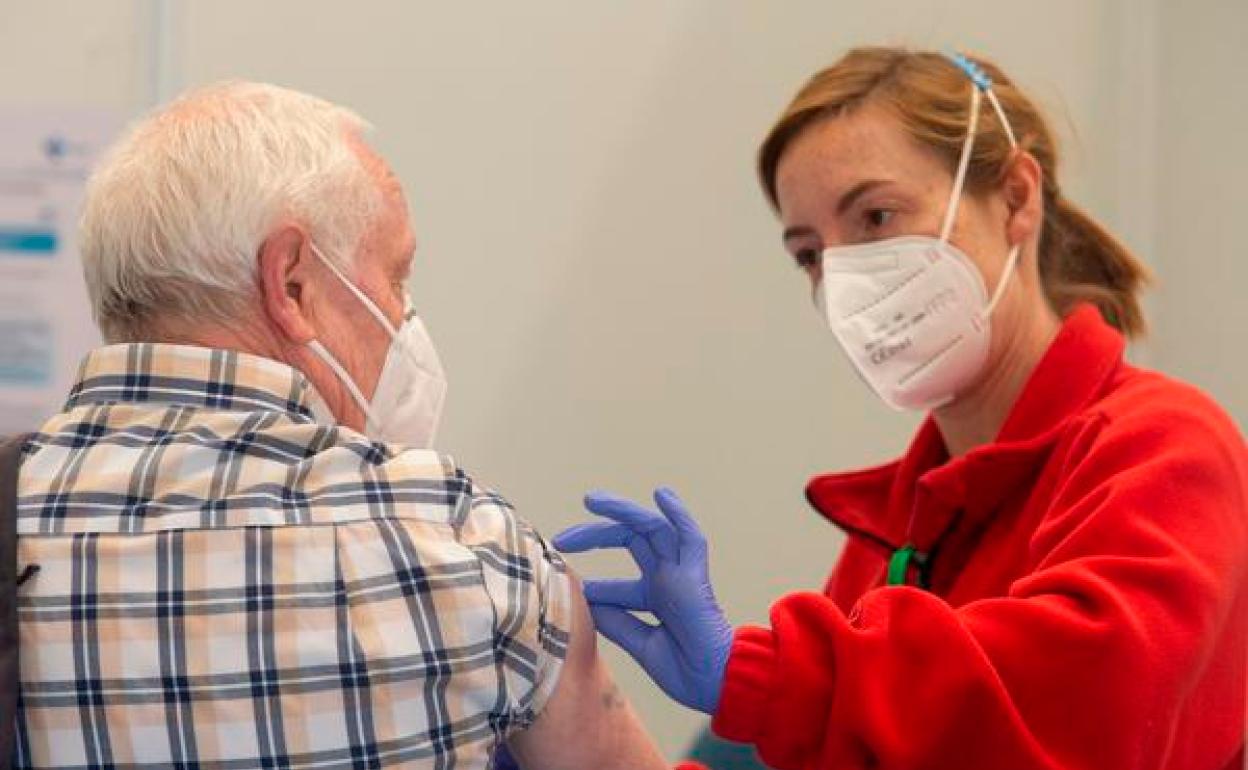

{"left": 0, "top": 108, "right": 123, "bottom": 435}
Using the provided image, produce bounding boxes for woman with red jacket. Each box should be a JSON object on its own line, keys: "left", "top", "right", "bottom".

{"left": 554, "top": 48, "right": 1247, "bottom": 770}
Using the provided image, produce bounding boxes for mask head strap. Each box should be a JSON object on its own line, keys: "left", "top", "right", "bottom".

{"left": 942, "top": 51, "right": 1024, "bottom": 316}
{"left": 948, "top": 53, "right": 1019, "bottom": 148}
{"left": 948, "top": 52, "right": 992, "bottom": 91}
{"left": 938, "top": 85, "right": 983, "bottom": 243}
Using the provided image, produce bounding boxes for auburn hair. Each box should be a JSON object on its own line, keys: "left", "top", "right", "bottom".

{"left": 758, "top": 47, "right": 1150, "bottom": 337}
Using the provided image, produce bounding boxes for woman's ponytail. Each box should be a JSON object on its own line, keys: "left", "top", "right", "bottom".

{"left": 1039, "top": 192, "right": 1152, "bottom": 337}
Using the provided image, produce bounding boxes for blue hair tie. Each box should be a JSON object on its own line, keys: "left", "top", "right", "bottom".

{"left": 947, "top": 52, "right": 992, "bottom": 91}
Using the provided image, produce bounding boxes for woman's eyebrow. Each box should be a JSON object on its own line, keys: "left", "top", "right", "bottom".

{"left": 783, "top": 178, "right": 896, "bottom": 243}
{"left": 836, "top": 179, "right": 892, "bottom": 215}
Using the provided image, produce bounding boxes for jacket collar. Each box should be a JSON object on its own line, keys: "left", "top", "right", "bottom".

{"left": 807, "top": 305, "right": 1126, "bottom": 554}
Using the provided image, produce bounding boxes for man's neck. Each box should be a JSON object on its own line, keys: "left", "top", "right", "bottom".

{"left": 163, "top": 321, "right": 368, "bottom": 434}
{"left": 158, "top": 319, "right": 288, "bottom": 363}
{"left": 933, "top": 303, "right": 1061, "bottom": 458}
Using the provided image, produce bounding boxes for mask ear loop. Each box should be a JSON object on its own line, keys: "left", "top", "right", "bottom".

{"left": 980, "top": 86, "right": 1023, "bottom": 317}
{"left": 982, "top": 244, "right": 1023, "bottom": 317}
{"left": 306, "top": 339, "right": 384, "bottom": 436}
{"left": 305, "top": 242, "right": 395, "bottom": 436}
{"left": 309, "top": 242, "right": 400, "bottom": 339}
{"left": 309, "top": 241, "right": 437, "bottom": 376}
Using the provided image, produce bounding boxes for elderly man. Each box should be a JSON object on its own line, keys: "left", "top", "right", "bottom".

{"left": 10, "top": 82, "right": 666, "bottom": 769}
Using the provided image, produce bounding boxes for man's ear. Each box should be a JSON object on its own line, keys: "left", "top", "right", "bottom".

{"left": 1003, "top": 150, "right": 1044, "bottom": 249}
{"left": 258, "top": 225, "right": 318, "bottom": 344}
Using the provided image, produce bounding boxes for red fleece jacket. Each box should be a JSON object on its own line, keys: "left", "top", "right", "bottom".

{"left": 704, "top": 306, "right": 1247, "bottom": 769}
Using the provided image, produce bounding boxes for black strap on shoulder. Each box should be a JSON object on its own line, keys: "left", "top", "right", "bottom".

{"left": 0, "top": 433, "right": 33, "bottom": 770}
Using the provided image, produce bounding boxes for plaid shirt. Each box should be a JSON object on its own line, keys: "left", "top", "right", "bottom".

{"left": 12, "top": 343, "right": 571, "bottom": 769}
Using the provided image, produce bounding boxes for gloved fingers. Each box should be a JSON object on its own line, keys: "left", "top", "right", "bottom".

{"left": 589, "top": 604, "right": 658, "bottom": 665}
{"left": 583, "top": 578, "right": 648, "bottom": 611}
{"left": 583, "top": 491, "right": 678, "bottom": 560}
{"left": 554, "top": 521, "right": 657, "bottom": 573}
{"left": 653, "top": 487, "right": 708, "bottom": 560}
{"left": 553, "top": 521, "right": 625, "bottom": 552}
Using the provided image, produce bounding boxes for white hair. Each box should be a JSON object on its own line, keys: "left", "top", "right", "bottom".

{"left": 80, "top": 81, "right": 382, "bottom": 342}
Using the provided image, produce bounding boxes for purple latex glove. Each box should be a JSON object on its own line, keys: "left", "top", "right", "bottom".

{"left": 553, "top": 488, "right": 733, "bottom": 715}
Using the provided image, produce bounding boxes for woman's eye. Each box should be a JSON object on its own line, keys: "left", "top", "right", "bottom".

{"left": 865, "top": 208, "right": 895, "bottom": 230}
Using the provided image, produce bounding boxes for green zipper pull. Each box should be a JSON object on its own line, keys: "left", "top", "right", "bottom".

{"left": 887, "top": 544, "right": 917, "bottom": 587}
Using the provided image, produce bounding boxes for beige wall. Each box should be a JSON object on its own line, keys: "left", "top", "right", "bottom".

{"left": 1, "top": 0, "right": 1242, "bottom": 758}
{"left": 1152, "top": 0, "right": 1248, "bottom": 423}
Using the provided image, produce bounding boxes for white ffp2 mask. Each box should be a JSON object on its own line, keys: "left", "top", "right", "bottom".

{"left": 814, "top": 74, "right": 1021, "bottom": 412}
{"left": 305, "top": 243, "right": 448, "bottom": 448}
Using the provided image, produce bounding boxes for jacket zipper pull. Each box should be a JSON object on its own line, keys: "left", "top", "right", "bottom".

{"left": 887, "top": 544, "right": 918, "bottom": 587}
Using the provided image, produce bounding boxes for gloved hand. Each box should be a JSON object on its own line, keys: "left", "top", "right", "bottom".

{"left": 553, "top": 487, "right": 734, "bottom": 715}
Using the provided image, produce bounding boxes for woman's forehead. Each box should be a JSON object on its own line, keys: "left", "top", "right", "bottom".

{"left": 775, "top": 106, "right": 948, "bottom": 212}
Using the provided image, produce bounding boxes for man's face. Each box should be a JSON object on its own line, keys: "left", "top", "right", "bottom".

{"left": 308, "top": 139, "right": 417, "bottom": 422}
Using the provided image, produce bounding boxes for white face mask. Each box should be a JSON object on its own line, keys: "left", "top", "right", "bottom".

{"left": 814, "top": 70, "right": 1022, "bottom": 412}
{"left": 305, "top": 243, "right": 448, "bottom": 448}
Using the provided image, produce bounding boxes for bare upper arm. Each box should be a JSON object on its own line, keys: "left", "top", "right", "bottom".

{"left": 505, "top": 572, "right": 667, "bottom": 770}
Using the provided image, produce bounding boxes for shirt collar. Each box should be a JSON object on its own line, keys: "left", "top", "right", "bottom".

{"left": 65, "top": 343, "right": 331, "bottom": 421}
{"left": 807, "top": 304, "right": 1126, "bottom": 553}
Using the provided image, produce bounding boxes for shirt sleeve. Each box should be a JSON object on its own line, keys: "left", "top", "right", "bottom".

{"left": 452, "top": 476, "right": 572, "bottom": 731}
